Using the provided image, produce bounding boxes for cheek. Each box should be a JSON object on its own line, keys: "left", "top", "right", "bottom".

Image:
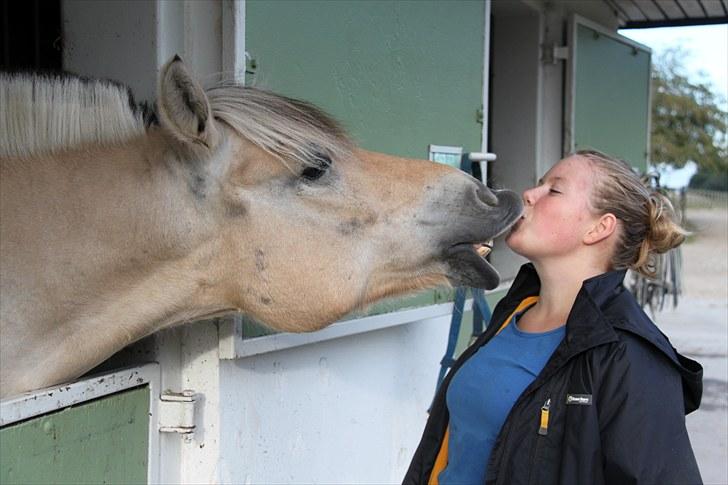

{"left": 528, "top": 204, "right": 585, "bottom": 242}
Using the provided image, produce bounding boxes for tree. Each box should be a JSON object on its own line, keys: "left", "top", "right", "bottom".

{"left": 650, "top": 47, "right": 727, "bottom": 190}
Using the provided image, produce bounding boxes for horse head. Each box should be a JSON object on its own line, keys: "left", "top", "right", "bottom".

{"left": 154, "top": 57, "right": 522, "bottom": 331}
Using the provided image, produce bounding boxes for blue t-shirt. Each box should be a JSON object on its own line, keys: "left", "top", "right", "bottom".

{"left": 439, "top": 313, "right": 565, "bottom": 485}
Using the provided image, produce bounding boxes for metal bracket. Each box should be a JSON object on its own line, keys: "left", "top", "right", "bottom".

{"left": 158, "top": 390, "right": 196, "bottom": 439}
{"left": 542, "top": 43, "right": 569, "bottom": 64}
{"left": 468, "top": 152, "right": 497, "bottom": 162}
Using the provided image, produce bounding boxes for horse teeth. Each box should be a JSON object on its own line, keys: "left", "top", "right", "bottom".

{"left": 475, "top": 241, "right": 492, "bottom": 258}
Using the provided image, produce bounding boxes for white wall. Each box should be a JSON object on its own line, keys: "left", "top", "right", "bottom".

{"left": 99, "top": 313, "right": 448, "bottom": 483}
{"left": 62, "top": 0, "right": 159, "bottom": 102}
{"left": 216, "top": 318, "right": 448, "bottom": 484}
{"left": 118, "top": 310, "right": 447, "bottom": 483}
{"left": 63, "top": 0, "right": 234, "bottom": 104}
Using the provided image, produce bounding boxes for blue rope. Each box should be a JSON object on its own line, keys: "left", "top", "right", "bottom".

{"left": 434, "top": 153, "right": 493, "bottom": 392}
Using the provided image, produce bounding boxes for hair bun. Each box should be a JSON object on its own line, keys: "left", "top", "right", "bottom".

{"left": 632, "top": 192, "right": 688, "bottom": 277}
{"left": 576, "top": 149, "right": 689, "bottom": 279}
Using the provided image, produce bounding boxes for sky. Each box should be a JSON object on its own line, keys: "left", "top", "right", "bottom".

{"left": 619, "top": 23, "right": 728, "bottom": 105}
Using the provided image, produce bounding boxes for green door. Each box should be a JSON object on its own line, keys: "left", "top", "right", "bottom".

{"left": 567, "top": 16, "right": 651, "bottom": 171}
{"left": 1, "top": 386, "right": 150, "bottom": 485}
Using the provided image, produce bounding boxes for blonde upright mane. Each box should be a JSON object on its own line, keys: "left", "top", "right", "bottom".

{"left": 0, "top": 73, "right": 147, "bottom": 158}
{"left": 0, "top": 73, "right": 350, "bottom": 170}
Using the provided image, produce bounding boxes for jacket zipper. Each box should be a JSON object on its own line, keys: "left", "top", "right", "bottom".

{"left": 525, "top": 396, "right": 552, "bottom": 485}
{"left": 538, "top": 398, "right": 551, "bottom": 436}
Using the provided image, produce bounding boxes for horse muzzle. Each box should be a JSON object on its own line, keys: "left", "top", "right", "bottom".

{"left": 440, "top": 188, "right": 523, "bottom": 289}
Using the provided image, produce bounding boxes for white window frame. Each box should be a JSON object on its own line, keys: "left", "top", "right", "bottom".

{"left": 218, "top": 280, "right": 512, "bottom": 359}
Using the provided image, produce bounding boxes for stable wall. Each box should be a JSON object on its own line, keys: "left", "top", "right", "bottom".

{"left": 218, "top": 317, "right": 448, "bottom": 483}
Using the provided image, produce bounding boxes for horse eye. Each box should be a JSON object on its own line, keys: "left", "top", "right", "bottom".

{"left": 301, "top": 165, "right": 327, "bottom": 181}
{"left": 301, "top": 153, "right": 332, "bottom": 181}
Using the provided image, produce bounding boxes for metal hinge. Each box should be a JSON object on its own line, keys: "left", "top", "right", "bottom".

{"left": 158, "top": 390, "right": 196, "bottom": 439}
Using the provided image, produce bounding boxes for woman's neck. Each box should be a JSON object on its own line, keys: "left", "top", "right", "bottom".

{"left": 518, "top": 259, "right": 606, "bottom": 333}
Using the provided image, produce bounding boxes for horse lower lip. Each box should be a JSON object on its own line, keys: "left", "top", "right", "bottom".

{"left": 445, "top": 243, "right": 501, "bottom": 289}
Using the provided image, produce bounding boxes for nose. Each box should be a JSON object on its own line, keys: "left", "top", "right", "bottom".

{"left": 523, "top": 186, "right": 537, "bottom": 206}
{"left": 476, "top": 184, "right": 498, "bottom": 206}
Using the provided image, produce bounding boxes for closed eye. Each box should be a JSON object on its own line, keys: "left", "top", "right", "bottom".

{"left": 549, "top": 189, "right": 561, "bottom": 194}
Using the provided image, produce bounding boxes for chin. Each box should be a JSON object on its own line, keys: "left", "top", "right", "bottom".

{"left": 504, "top": 234, "right": 520, "bottom": 253}
{"left": 504, "top": 238, "right": 530, "bottom": 260}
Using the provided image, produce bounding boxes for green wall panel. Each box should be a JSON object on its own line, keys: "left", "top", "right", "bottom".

{"left": 242, "top": 0, "right": 485, "bottom": 335}
{"left": 573, "top": 23, "right": 650, "bottom": 171}
{"left": 246, "top": 0, "right": 485, "bottom": 159}
{"left": 1, "top": 387, "right": 149, "bottom": 485}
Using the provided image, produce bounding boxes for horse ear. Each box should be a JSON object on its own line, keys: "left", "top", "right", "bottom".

{"left": 158, "top": 55, "right": 219, "bottom": 150}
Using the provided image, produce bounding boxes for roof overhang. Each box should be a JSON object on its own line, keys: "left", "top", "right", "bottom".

{"left": 604, "top": 0, "right": 728, "bottom": 28}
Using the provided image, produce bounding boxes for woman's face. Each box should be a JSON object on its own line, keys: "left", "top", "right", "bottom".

{"left": 506, "top": 155, "right": 600, "bottom": 262}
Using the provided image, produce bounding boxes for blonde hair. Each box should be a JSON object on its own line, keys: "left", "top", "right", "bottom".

{"left": 576, "top": 149, "right": 688, "bottom": 278}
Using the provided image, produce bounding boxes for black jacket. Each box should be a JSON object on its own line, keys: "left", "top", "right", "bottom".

{"left": 404, "top": 264, "right": 703, "bottom": 485}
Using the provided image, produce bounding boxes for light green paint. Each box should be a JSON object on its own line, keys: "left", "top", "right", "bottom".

{"left": 574, "top": 23, "right": 651, "bottom": 171}
{"left": 246, "top": 0, "right": 484, "bottom": 158}
{"left": 1, "top": 386, "right": 149, "bottom": 485}
{"left": 241, "top": 1, "right": 485, "bottom": 335}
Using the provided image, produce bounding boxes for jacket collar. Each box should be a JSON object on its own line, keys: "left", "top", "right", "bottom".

{"left": 485, "top": 264, "right": 623, "bottom": 400}
{"left": 504, "top": 263, "right": 624, "bottom": 355}
{"left": 507, "top": 262, "right": 627, "bottom": 303}
{"left": 504, "top": 263, "right": 703, "bottom": 414}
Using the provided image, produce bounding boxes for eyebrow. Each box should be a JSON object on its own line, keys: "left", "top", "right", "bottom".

{"left": 538, "top": 176, "right": 565, "bottom": 185}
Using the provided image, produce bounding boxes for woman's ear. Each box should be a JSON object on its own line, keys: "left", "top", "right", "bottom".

{"left": 584, "top": 213, "right": 618, "bottom": 245}
{"left": 157, "top": 55, "right": 220, "bottom": 151}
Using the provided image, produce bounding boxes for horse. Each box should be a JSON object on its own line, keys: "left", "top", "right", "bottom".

{"left": 0, "top": 57, "right": 522, "bottom": 398}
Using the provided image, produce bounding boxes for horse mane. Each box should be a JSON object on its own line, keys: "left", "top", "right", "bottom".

{"left": 207, "top": 82, "right": 353, "bottom": 169}
{"left": 0, "top": 72, "right": 352, "bottom": 167}
{"left": 0, "top": 72, "right": 149, "bottom": 159}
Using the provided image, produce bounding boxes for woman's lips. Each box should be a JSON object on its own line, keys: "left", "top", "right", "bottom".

{"left": 508, "top": 216, "right": 525, "bottom": 234}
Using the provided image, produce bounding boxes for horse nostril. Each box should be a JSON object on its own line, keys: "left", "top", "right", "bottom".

{"left": 476, "top": 185, "right": 499, "bottom": 206}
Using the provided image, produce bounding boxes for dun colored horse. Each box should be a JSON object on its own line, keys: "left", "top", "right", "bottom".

{"left": 0, "top": 57, "right": 522, "bottom": 398}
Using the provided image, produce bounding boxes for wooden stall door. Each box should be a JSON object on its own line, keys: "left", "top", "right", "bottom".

{"left": 1, "top": 386, "right": 150, "bottom": 484}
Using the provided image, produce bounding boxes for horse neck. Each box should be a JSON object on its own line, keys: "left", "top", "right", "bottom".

{"left": 63, "top": 132, "right": 219, "bottom": 252}
{"left": 11, "top": 133, "right": 229, "bottom": 321}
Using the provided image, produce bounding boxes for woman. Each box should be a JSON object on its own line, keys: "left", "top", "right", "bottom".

{"left": 404, "top": 150, "right": 703, "bottom": 485}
